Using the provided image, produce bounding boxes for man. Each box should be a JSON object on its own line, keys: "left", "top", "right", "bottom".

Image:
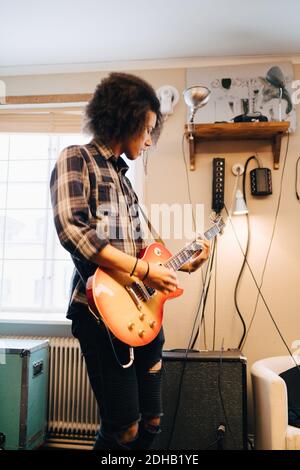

{"left": 50, "top": 72, "right": 209, "bottom": 450}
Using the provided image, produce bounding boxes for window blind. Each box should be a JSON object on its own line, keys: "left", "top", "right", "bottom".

{"left": 0, "top": 106, "right": 85, "bottom": 133}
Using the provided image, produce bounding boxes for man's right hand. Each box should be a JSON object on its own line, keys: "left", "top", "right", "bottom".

{"left": 140, "top": 262, "right": 179, "bottom": 295}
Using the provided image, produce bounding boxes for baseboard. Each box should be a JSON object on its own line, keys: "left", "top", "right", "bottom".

{"left": 42, "top": 437, "right": 93, "bottom": 450}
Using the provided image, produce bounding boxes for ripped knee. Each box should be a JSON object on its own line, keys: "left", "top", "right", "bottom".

{"left": 142, "top": 416, "right": 161, "bottom": 434}
{"left": 148, "top": 360, "right": 162, "bottom": 373}
{"left": 117, "top": 421, "right": 139, "bottom": 444}
{"left": 144, "top": 416, "right": 161, "bottom": 427}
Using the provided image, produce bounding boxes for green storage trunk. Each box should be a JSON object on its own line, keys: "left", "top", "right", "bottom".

{"left": 0, "top": 338, "right": 49, "bottom": 450}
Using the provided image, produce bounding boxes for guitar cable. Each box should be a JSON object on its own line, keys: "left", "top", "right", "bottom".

{"left": 87, "top": 305, "right": 135, "bottom": 369}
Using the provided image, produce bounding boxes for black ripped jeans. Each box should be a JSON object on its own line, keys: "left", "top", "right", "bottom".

{"left": 71, "top": 307, "right": 165, "bottom": 450}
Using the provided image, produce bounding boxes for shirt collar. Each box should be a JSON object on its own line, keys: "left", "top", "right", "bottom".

{"left": 91, "top": 138, "right": 129, "bottom": 174}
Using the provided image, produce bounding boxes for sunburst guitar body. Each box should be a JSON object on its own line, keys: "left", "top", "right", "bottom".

{"left": 86, "top": 243, "right": 183, "bottom": 347}
{"left": 86, "top": 217, "right": 225, "bottom": 347}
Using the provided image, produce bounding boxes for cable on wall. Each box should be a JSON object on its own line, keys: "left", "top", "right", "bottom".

{"left": 240, "top": 134, "right": 290, "bottom": 351}
{"left": 233, "top": 155, "right": 260, "bottom": 349}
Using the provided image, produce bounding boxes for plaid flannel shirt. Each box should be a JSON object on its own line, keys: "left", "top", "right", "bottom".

{"left": 50, "top": 139, "right": 145, "bottom": 318}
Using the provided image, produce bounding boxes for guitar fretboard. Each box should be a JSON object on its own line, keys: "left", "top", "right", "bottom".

{"left": 163, "top": 223, "right": 221, "bottom": 272}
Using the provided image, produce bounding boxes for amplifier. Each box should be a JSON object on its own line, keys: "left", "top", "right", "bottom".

{"left": 153, "top": 349, "right": 247, "bottom": 450}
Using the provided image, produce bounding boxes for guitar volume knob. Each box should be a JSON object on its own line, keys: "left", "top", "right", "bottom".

{"left": 128, "top": 322, "right": 135, "bottom": 331}
{"left": 138, "top": 329, "right": 145, "bottom": 338}
{"left": 139, "top": 313, "right": 145, "bottom": 321}
{"left": 149, "top": 320, "right": 156, "bottom": 329}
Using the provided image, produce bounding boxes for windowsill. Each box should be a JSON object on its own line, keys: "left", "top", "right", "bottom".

{"left": 0, "top": 312, "right": 71, "bottom": 325}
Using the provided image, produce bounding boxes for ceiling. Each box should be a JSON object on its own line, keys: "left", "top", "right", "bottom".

{"left": 1, "top": 0, "right": 300, "bottom": 75}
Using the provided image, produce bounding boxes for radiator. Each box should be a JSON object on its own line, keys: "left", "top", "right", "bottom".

{"left": 1, "top": 336, "right": 100, "bottom": 444}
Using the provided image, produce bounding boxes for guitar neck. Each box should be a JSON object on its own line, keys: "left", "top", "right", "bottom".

{"left": 163, "top": 224, "right": 220, "bottom": 272}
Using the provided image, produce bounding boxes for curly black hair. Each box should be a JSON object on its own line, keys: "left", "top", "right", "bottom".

{"left": 84, "top": 72, "right": 163, "bottom": 145}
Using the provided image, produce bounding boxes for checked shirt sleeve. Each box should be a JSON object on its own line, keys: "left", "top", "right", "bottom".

{"left": 50, "top": 146, "right": 110, "bottom": 262}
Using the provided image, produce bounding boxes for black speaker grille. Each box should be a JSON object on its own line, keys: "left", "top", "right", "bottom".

{"left": 153, "top": 350, "right": 247, "bottom": 450}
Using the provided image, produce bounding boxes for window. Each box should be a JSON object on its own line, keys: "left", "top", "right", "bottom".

{"left": 0, "top": 133, "right": 90, "bottom": 315}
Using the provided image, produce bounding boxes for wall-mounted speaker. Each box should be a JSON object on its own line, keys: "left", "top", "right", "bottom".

{"left": 153, "top": 350, "right": 247, "bottom": 450}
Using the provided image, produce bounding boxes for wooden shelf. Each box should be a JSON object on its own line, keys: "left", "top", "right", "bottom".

{"left": 184, "top": 121, "right": 290, "bottom": 170}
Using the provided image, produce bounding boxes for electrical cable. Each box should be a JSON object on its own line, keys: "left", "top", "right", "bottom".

{"left": 181, "top": 133, "right": 206, "bottom": 290}
{"left": 165, "top": 247, "right": 214, "bottom": 449}
{"left": 166, "top": 235, "right": 222, "bottom": 449}
{"left": 295, "top": 156, "right": 300, "bottom": 201}
{"left": 233, "top": 156, "right": 260, "bottom": 348}
{"left": 213, "top": 237, "right": 218, "bottom": 350}
{"left": 205, "top": 438, "right": 222, "bottom": 450}
{"left": 225, "top": 202, "right": 297, "bottom": 360}
{"left": 216, "top": 345, "right": 237, "bottom": 448}
{"left": 181, "top": 132, "right": 214, "bottom": 348}
{"left": 199, "top": 238, "right": 217, "bottom": 337}
{"left": 240, "top": 135, "right": 291, "bottom": 351}
{"left": 166, "top": 137, "right": 233, "bottom": 450}
{"left": 190, "top": 238, "right": 216, "bottom": 349}
{"left": 225, "top": 195, "right": 300, "bottom": 370}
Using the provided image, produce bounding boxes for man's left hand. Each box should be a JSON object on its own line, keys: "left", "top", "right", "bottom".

{"left": 184, "top": 240, "right": 210, "bottom": 273}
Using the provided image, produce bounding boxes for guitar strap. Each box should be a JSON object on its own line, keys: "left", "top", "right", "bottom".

{"left": 119, "top": 171, "right": 165, "bottom": 246}
{"left": 138, "top": 202, "right": 165, "bottom": 246}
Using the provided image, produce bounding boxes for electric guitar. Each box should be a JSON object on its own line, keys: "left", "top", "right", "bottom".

{"left": 86, "top": 216, "right": 225, "bottom": 347}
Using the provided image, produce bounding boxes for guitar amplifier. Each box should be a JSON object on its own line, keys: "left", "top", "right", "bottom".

{"left": 153, "top": 349, "right": 247, "bottom": 450}
{"left": 0, "top": 339, "right": 49, "bottom": 450}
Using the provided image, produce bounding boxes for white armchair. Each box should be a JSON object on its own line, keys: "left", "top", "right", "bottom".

{"left": 251, "top": 355, "right": 300, "bottom": 450}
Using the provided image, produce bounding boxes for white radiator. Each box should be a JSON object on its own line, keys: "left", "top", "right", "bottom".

{"left": 2, "top": 336, "right": 100, "bottom": 443}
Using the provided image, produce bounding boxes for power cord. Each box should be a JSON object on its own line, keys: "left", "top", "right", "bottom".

{"left": 181, "top": 133, "right": 206, "bottom": 291}
{"left": 165, "top": 245, "right": 214, "bottom": 449}
{"left": 190, "top": 237, "right": 217, "bottom": 349}
{"left": 225, "top": 206, "right": 299, "bottom": 367}
{"left": 240, "top": 134, "right": 290, "bottom": 351}
{"left": 181, "top": 132, "right": 217, "bottom": 349}
{"left": 216, "top": 344, "right": 237, "bottom": 449}
{"left": 233, "top": 155, "right": 260, "bottom": 349}
{"left": 295, "top": 156, "right": 300, "bottom": 202}
{"left": 205, "top": 424, "right": 225, "bottom": 450}
{"left": 167, "top": 135, "right": 243, "bottom": 451}
{"left": 213, "top": 237, "right": 218, "bottom": 350}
